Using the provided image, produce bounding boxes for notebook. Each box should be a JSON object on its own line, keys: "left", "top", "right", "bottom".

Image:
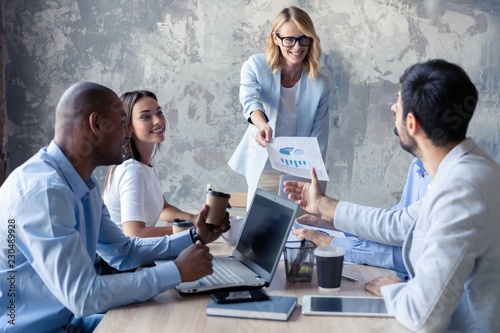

{"left": 206, "top": 295, "right": 297, "bottom": 321}
{"left": 172, "top": 189, "right": 298, "bottom": 294}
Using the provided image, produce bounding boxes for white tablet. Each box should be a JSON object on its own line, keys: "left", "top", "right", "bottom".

{"left": 302, "top": 295, "right": 394, "bottom": 317}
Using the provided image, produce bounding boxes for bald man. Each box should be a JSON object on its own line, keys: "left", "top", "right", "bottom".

{"left": 0, "top": 82, "right": 228, "bottom": 333}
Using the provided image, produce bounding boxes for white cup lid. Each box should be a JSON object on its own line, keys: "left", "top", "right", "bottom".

{"left": 314, "top": 246, "right": 345, "bottom": 257}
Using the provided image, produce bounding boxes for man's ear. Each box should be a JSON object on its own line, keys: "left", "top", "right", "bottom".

{"left": 88, "top": 112, "right": 100, "bottom": 135}
{"left": 406, "top": 113, "right": 420, "bottom": 135}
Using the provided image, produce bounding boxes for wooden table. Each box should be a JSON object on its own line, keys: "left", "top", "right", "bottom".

{"left": 95, "top": 242, "right": 409, "bottom": 332}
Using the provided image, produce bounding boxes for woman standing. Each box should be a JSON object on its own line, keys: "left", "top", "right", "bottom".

{"left": 228, "top": 6, "right": 330, "bottom": 207}
{"left": 103, "top": 90, "right": 196, "bottom": 237}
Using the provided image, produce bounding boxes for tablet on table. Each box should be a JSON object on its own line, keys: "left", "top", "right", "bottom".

{"left": 302, "top": 295, "right": 394, "bottom": 317}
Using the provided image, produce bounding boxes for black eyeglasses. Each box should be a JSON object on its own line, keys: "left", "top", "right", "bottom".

{"left": 274, "top": 33, "right": 312, "bottom": 48}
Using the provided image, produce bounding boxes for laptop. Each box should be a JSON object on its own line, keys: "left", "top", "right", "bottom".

{"left": 171, "top": 189, "right": 298, "bottom": 294}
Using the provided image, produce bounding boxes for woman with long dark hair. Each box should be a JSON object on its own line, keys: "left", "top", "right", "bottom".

{"left": 103, "top": 90, "right": 195, "bottom": 237}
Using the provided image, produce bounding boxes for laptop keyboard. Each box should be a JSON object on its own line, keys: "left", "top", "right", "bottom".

{"left": 202, "top": 257, "right": 245, "bottom": 286}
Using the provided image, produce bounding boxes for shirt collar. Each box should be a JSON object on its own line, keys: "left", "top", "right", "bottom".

{"left": 435, "top": 137, "right": 476, "bottom": 177}
{"left": 412, "top": 157, "right": 427, "bottom": 178}
{"left": 47, "top": 141, "right": 96, "bottom": 200}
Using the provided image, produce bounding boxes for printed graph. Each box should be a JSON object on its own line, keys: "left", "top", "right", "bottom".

{"left": 279, "top": 147, "right": 306, "bottom": 168}
{"left": 267, "top": 137, "right": 330, "bottom": 181}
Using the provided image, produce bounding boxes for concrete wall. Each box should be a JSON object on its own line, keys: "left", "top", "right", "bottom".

{"left": 0, "top": 0, "right": 5, "bottom": 184}
{"left": 2, "top": 0, "right": 500, "bottom": 210}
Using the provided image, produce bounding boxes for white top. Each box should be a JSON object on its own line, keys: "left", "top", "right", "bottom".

{"left": 103, "top": 158, "right": 164, "bottom": 228}
{"left": 263, "top": 81, "right": 300, "bottom": 172}
{"left": 275, "top": 80, "right": 299, "bottom": 137}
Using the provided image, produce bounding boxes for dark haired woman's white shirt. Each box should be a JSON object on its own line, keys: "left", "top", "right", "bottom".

{"left": 103, "top": 158, "right": 163, "bottom": 228}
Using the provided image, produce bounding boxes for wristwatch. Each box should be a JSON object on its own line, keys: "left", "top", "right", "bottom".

{"left": 190, "top": 227, "right": 205, "bottom": 245}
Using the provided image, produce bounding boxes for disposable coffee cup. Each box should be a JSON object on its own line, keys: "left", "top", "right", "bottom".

{"left": 205, "top": 189, "right": 230, "bottom": 225}
{"left": 221, "top": 216, "right": 245, "bottom": 245}
{"left": 314, "top": 246, "right": 345, "bottom": 291}
{"left": 172, "top": 219, "right": 194, "bottom": 234}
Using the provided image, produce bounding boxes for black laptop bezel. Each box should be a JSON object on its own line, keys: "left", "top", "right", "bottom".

{"left": 230, "top": 189, "right": 299, "bottom": 287}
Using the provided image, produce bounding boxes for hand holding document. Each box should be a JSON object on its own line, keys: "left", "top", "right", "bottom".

{"left": 266, "top": 137, "right": 330, "bottom": 181}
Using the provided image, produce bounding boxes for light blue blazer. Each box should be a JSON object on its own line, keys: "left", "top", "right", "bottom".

{"left": 228, "top": 54, "right": 330, "bottom": 204}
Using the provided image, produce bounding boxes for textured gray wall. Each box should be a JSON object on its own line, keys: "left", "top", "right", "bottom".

{"left": 2, "top": 0, "right": 500, "bottom": 210}
{"left": 0, "top": 0, "right": 5, "bottom": 184}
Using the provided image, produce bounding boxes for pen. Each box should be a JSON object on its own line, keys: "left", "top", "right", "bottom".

{"left": 342, "top": 274, "right": 358, "bottom": 282}
{"left": 291, "top": 239, "right": 308, "bottom": 276}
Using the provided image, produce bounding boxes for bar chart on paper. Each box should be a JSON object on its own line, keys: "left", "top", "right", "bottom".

{"left": 267, "top": 137, "right": 330, "bottom": 181}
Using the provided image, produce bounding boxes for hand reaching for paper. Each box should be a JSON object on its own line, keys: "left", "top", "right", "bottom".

{"left": 283, "top": 167, "right": 323, "bottom": 214}
{"left": 284, "top": 168, "right": 339, "bottom": 221}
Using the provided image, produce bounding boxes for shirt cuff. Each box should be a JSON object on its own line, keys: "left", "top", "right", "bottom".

{"left": 168, "top": 229, "right": 195, "bottom": 252}
{"left": 333, "top": 201, "right": 349, "bottom": 230}
{"left": 153, "top": 260, "right": 182, "bottom": 290}
{"left": 332, "top": 237, "right": 357, "bottom": 263}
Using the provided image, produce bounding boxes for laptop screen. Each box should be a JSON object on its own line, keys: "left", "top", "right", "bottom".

{"left": 233, "top": 189, "right": 298, "bottom": 284}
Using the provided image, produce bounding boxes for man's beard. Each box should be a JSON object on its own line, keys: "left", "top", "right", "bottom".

{"left": 400, "top": 138, "right": 417, "bottom": 156}
{"left": 395, "top": 126, "right": 418, "bottom": 156}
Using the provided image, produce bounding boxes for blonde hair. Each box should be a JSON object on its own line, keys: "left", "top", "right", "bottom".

{"left": 264, "top": 6, "right": 322, "bottom": 80}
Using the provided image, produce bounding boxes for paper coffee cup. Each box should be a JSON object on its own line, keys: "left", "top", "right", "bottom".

{"left": 172, "top": 219, "right": 194, "bottom": 234}
{"left": 314, "top": 246, "right": 345, "bottom": 291}
{"left": 221, "top": 216, "right": 245, "bottom": 245}
{"left": 205, "top": 189, "right": 230, "bottom": 225}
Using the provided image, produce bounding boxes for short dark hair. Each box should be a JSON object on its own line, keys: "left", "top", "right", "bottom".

{"left": 400, "top": 59, "right": 478, "bottom": 146}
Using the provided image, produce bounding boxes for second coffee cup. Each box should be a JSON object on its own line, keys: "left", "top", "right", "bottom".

{"left": 205, "top": 189, "right": 230, "bottom": 225}
{"left": 314, "top": 246, "right": 345, "bottom": 291}
{"left": 172, "top": 219, "right": 194, "bottom": 234}
{"left": 221, "top": 215, "right": 245, "bottom": 245}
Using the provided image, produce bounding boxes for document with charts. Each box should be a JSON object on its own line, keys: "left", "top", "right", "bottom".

{"left": 266, "top": 137, "right": 330, "bottom": 181}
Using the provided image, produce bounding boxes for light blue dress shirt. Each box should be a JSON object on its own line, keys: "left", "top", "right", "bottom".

{"left": 332, "top": 158, "right": 430, "bottom": 279}
{"left": 0, "top": 141, "right": 194, "bottom": 333}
